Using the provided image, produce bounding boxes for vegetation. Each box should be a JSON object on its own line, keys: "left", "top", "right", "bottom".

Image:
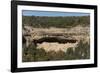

{"left": 22, "top": 40, "right": 90, "bottom": 62}
{"left": 22, "top": 15, "right": 90, "bottom": 62}
{"left": 22, "top": 16, "right": 90, "bottom": 28}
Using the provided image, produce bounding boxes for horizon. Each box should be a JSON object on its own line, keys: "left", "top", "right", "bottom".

{"left": 22, "top": 10, "right": 90, "bottom": 17}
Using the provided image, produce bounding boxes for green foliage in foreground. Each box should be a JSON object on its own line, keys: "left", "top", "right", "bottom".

{"left": 22, "top": 40, "right": 90, "bottom": 62}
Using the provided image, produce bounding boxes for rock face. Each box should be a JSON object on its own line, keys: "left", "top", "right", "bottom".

{"left": 22, "top": 25, "right": 90, "bottom": 52}
{"left": 37, "top": 42, "right": 78, "bottom": 52}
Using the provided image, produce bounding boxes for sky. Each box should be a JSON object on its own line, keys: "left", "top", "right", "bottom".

{"left": 22, "top": 10, "right": 90, "bottom": 17}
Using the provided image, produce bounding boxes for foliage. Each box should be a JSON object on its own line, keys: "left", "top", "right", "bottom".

{"left": 64, "top": 40, "right": 90, "bottom": 60}
{"left": 22, "top": 16, "right": 90, "bottom": 28}
{"left": 74, "top": 41, "right": 90, "bottom": 59}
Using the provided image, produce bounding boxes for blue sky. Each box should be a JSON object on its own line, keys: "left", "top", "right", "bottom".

{"left": 22, "top": 10, "right": 90, "bottom": 17}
